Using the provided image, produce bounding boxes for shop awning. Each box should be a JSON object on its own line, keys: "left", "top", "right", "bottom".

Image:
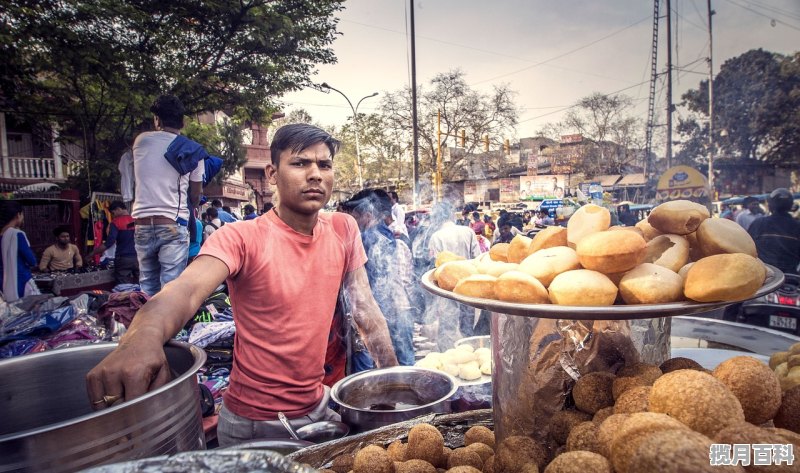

{"left": 593, "top": 175, "right": 622, "bottom": 187}
{"left": 617, "top": 174, "right": 648, "bottom": 187}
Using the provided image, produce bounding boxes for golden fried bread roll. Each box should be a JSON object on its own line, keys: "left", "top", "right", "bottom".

{"left": 647, "top": 200, "right": 710, "bottom": 235}
{"left": 548, "top": 269, "right": 618, "bottom": 306}
{"left": 495, "top": 271, "right": 549, "bottom": 304}
{"left": 609, "top": 225, "right": 645, "bottom": 238}
{"left": 453, "top": 274, "right": 498, "bottom": 299}
{"left": 684, "top": 253, "right": 766, "bottom": 302}
{"left": 530, "top": 225, "right": 568, "bottom": 252}
{"left": 518, "top": 246, "right": 581, "bottom": 287}
{"left": 435, "top": 250, "right": 465, "bottom": 268}
{"left": 567, "top": 204, "right": 611, "bottom": 249}
{"left": 635, "top": 218, "right": 663, "bottom": 241}
{"left": 507, "top": 234, "right": 534, "bottom": 263}
{"left": 489, "top": 243, "right": 510, "bottom": 262}
{"left": 576, "top": 230, "right": 647, "bottom": 274}
{"left": 476, "top": 259, "right": 520, "bottom": 277}
{"left": 619, "top": 263, "right": 684, "bottom": 304}
{"left": 435, "top": 260, "right": 478, "bottom": 291}
{"left": 642, "top": 234, "right": 690, "bottom": 273}
{"left": 696, "top": 217, "right": 758, "bottom": 258}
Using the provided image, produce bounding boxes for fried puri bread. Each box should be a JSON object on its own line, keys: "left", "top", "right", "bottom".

{"left": 696, "top": 217, "right": 758, "bottom": 258}
{"left": 683, "top": 253, "right": 766, "bottom": 302}
{"left": 576, "top": 230, "right": 647, "bottom": 274}
{"left": 647, "top": 200, "right": 710, "bottom": 235}
{"left": 495, "top": 271, "right": 549, "bottom": 304}
{"left": 548, "top": 269, "right": 618, "bottom": 306}
{"left": 567, "top": 204, "right": 611, "bottom": 249}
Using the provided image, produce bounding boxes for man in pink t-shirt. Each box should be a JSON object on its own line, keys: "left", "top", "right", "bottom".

{"left": 87, "top": 124, "right": 398, "bottom": 446}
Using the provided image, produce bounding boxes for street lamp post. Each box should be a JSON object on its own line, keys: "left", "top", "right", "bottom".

{"left": 321, "top": 82, "right": 378, "bottom": 190}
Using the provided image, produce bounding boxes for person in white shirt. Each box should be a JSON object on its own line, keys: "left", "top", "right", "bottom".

{"left": 735, "top": 196, "right": 765, "bottom": 231}
{"left": 388, "top": 191, "right": 409, "bottom": 238}
{"left": 203, "top": 207, "right": 223, "bottom": 242}
{"left": 131, "top": 95, "right": 204, "bottom": 295}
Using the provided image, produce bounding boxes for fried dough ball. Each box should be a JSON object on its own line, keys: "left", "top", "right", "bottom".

{"left": 712, "top": 356, "right": 782, "bottom": 425}
{"left": 770, "top": 351, "right": 790, "bottom": 370}
{"left": 464, "top": 425, "right": 495, "bottom": 449}
{"left": 648, "top": 369, "right": 745, "bottom": 437}
{"left": 626, "top": 429, "right": 742, "bottom": 473}
{"left": 659, "top": 356, "right": 704, "bottom": 373}
{"left": 396, "top": 459, "right": 437, "bottom": 473}
{"left": 448, "top": 448, "right": 483, "bottom": 470}
{"left": 566, "top": 421, "right": 600, "bottom": 454}
{"left": 518, "top": 465, "right": 539, "bottom": 473}
{"left": 407, "top": 424, "right": 446, "bottom": 467}
{"left": 464, "top": 443, "right": 494, "bottom": 463}
{"left": 388, "top": 440, "right": 408, "bottom": 462}
{"left": 714, "top": 421, "right": 793, "bottom": 473}
{"left": 610, "top": 412, "right": 689, "bottom": 473}
{"left": 330, "top": 453, "right": 355, "bottom": 473}
{"left": 774, "top": 385, "right": 800, "bottom": 433}
{"left": 549, "top": 410, "right": 593, "bottom": 445}
{"left": 614, "top": 386, "right": 651, "bottom": 414}
{"left": 592, "top": 407, "right": 614, "bottom": 424}
{"left": 353, "top": 445, "right": 394, "bottom": 473}
{"left": 612, "top": 376, "right": 651, "bottom": 400}
{"left": 482, "top": 455, "right": 495, "bottom": 473}
{"left": 489, "top": 243, "right": 510, "bottom": 262}
{"left": 543, "top": 451, "right": 612, "bottom": 473}
{"left": 446, "top": 467, "right": 482, "bottom": 473}
{"left": 496, "top": 435, "right": 548, "bottom": 473}
{"left": 789, "top": 354, "right": 800, "bottom": 370}
{"left": 616, "top": 362, "right": 662, "bottom": 384}
{"left": 572, "top": 372, "right": 616, "bottom": 414}
{"left": 791, "top": 342, "right": 800, "bottom": 355}
{"left": 596, "top": 413, "right": 630, "bottom": 458}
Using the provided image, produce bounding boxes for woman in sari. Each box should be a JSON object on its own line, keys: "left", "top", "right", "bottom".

{"left": 0, "top": 200, "right": 38, "bottom": 301}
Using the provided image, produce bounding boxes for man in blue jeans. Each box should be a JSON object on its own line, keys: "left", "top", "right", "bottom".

{"left": 131, "top": 95, "right": 204, "bottom": 295}
{"left": 342, "top": 188, "right": 415, "bottom": 369}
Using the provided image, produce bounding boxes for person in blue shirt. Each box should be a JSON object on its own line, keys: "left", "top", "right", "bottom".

{"left": 243, "top": 204, "right": 257, "bottom": 220}
{"left": 188, "top": 212, "right": 204, "bottom": 263}
{"left": 0, "top": 200, "right": 38, "bottom": 301}
{"left": 211, "top": 199, "right": 237, "bottom": 223}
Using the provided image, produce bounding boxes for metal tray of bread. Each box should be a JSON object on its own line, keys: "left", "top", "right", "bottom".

{"left": 420, "top": 264, "right": 784, "bottom": 320}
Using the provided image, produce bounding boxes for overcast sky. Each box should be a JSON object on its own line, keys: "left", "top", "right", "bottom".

{"left": 279, "top": 0, "right": 799, "bottom": 141}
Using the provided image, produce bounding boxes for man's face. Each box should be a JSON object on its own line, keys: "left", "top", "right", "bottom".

{"left": 57, "top": 232, "right": 70, "bottom": 245}
{"left": 500, "top": 225, "right": 512, "bottom": 235}
{"left": 266, "top": 142, "right": 333, "bottom": 217}
{"left": 748, "top": 201, "right": 761, "bottom": 213}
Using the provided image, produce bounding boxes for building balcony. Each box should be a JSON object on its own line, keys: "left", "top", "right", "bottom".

{"left": 0, "top": 156, "right": 65, "bottom": 180}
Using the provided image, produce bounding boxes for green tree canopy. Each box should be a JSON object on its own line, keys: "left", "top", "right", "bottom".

{"left": 1, "top": 0, "right": 344, "bottom": 192}
{"left": 677, "top": 48, "right": 800, "bottom": 165}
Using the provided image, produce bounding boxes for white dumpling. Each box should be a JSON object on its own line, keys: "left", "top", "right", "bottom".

{"left": 459, "top": 363, "right": 482, "bottom": 381}
{"left": 455, "top": 344, "right": 475, "bottom": 352}
{"left": 442, "top": 363, "right": 460, "bottom": 377}
{"left": 480, "top": 361, "right": 492, "bottom": 375}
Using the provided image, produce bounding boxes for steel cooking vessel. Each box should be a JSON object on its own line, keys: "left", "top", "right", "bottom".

{"left": 0, "top": 341, "right": 206, "bottom": 473}
{"left": 331, "top": 367, "right": 458, "bottom": 433}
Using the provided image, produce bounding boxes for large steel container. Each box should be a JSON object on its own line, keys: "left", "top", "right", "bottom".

{"left": 0, "top": 341, "right": 206, "bottom": 473}
{"left": 331, "top": 367, "right": 458, "bottom": 433}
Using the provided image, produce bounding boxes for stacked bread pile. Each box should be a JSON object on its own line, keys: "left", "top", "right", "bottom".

{"left": 316, "top": 355, "right": 800, "bottom": 473}
{"left": 432, "top": 200, "right": 767, "bottom": 306}
{"left": 415, "top": 344, "right": 492, "bottom": 381}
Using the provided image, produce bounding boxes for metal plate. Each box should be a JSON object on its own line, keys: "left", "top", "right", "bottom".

{"left": 420, "top": 264, "right": 785, "bottom": 320}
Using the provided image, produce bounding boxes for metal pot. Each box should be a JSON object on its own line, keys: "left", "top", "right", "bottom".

{"left": 331, "top": 367, "right": 458, "bottom": 433}
{"left": 0, "top": 341, "right": 206, "bottom": 473}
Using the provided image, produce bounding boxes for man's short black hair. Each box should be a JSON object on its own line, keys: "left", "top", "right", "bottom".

{"left": 206, "top": 207, "right": 218, "bottom": 218}
{"left": 743, "top": 196, "right": 759, "bottom": 206}
{"left": 262, "top": 202, "right": 274, "bottom": 213}
{"left": 150, "top": 95, "right": 185, "bottom": 129}
{"left": 244, "top": 204, "right": 255, "bottom": 214}
{"left": 53, "top": 225, "right": 70, "bottom": 237}
{"left": 222, "top": 206, "right": 232, "bottom": 213}
{"left": 109, "top": 200, "right": 126, "bottom": 212}
{"left": 342, "top": 188, "right": 392, "bottom": 219}
{"left": 211, "top": 199, "right": 222, "bottom": 208}
{"left": 270, "top": 124, "right": 340, "bottom": 166}
{"left": 388, "top": 191, "right": 399, "bottom": 201}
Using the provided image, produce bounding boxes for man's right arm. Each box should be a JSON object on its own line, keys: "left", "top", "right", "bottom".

{"left": 86, "top": 255, "right": 229, "bottom": 408}
{"left": 38, "top": 247, "right": 52, "bottom": 272}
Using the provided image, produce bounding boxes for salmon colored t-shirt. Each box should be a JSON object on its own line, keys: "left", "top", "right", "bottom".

{"left": 199, "top": 211, "right": 367, "bottom": 420}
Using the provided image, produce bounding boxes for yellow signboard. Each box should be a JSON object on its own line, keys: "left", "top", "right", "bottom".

{"left": 656, "top": 165, "right": 709, "bottom": 201}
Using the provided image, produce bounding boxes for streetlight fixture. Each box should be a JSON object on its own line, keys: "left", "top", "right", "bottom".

{"left": 320, "top": 82, "right": 379, "bottom": 189}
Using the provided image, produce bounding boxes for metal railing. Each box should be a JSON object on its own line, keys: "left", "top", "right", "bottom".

{"left": 2, "top": 156, "right": 59, "bottom": 179}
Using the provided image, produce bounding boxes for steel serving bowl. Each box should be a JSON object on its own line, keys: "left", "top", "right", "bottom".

{"left": 331, "top": 367, "right": 459, "bottom": 433}
{"left": 0, "top": 341, "right": 206, "bottom": 473}
{"left": 421, "top": 264, "right": 785, "bottom": 320}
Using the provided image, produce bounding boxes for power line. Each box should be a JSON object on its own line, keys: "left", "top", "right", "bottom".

{"left": 744, "top": 0, "right": 800, "bottom": 22}
{"left": 471, "top": 15, "right": 652, "bottom": 86}
{"left": 721, "top": 0, "right": 800, "bottom": 31}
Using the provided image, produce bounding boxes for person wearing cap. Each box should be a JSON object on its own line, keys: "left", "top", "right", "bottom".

{"left": 735, "top": 196, "right": 764, "bottom": 231}
{"left": 748, "top": 188, "right": 800, "bottom": 274}
{"left": 130, "top": 94, "right": 204, "bottom": 295}
{"left": 39, "top": 226, "right": 82, "bottom": 272}
{"left": 86, "top": 123, "right": 397, "bottom": 446}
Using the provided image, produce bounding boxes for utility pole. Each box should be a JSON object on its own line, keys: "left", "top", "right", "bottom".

{"left": 436, "top": 110, "right": 442, "bottom": 202}
{"left": 410, "top": 0, "right": 420, "bottom": 206}
{"left": 707, "top": 0, "right": 715, "bottom": 199}
{"left": 666, "top": 0, "right": 674, "bottom": 168}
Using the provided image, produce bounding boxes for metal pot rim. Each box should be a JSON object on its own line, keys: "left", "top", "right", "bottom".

{"left": 0, "top": 340, "right": 205, "bottom": 442}
{"left": 330, "top": 366, "right": 459, "bottom": 413}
